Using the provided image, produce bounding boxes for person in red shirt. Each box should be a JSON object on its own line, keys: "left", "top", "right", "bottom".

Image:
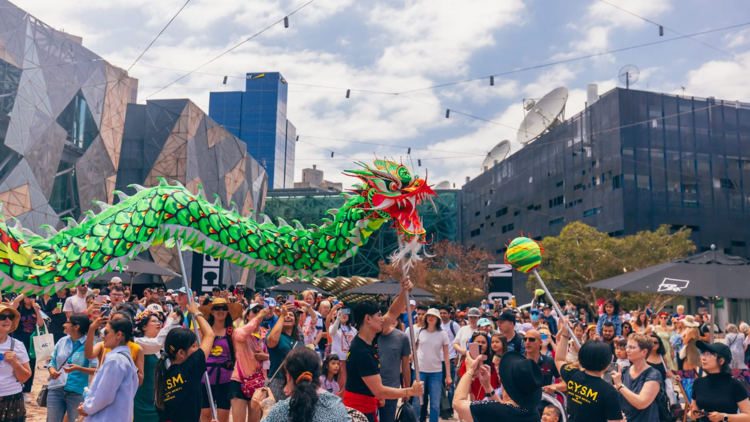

{"left": 458, "top": 332, "right": 500, "bottom": 400}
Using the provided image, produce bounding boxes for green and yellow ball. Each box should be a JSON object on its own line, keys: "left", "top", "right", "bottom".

{"left": 504, "top": 237, "right": 544, "bottom": 273}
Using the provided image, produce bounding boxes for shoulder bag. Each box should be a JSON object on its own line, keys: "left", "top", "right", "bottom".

{"left": 37, "top": 339, "right": 84, "bottom": 407}
{"left": 237, "top": 361, "right": 265, "bottom": 398}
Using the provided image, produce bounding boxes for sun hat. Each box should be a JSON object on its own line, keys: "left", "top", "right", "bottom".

{"left": 0, "top": 305, "right": 20, "bottom": 332}
{"left": 199, "top": 298, "right": 243, "bottom": 321}
{"left": 498, "top": 351, "right": 543, "bottom": 408}
{"left": 425, "top": 308, "right": 441, "bottom": 320}
{"left": 682, "top": 315, "right": 700, "bottom": 327}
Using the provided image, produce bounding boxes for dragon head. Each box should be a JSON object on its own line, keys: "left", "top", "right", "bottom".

{"left": 345, "top": 159, "right": 437, "bottom": 241}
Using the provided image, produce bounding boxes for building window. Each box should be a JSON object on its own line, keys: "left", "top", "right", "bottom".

{"left": 556, "top": 180, "right": 564, "bottom": 187}
{"left": 527, "top": 204, "right": 534, "bottom": 210}
{"left": 514, "top": 210, "right": 520, "bottom": 216}
{"left": 573, "top": 183, "right": 583, "bottom": 191}
{"left": 549, "top": 195, "right": 564, "bottom": 208}
{"left": 608, "top": 230, "right": 624, "bottom": 237}
{"left": 49, "top": 162, "right": 81, "bottom": 220}
{"left": 470, "top": 228, "right": 481, "bottom": 237}
{"left": 496, "top": 247, "right": 507, "bottom": 254}
{"left": 567, "top": 199, "right": 583, "bottom": 208}
{"left": 637, "top": 176, "right": 650, "bottom": 190}
{"left": 719, "top": 178, "right": 738, "bottom": 189}
{"left": 534, "top": 205, "right": 541, "bottom": 211}
{"left": 682, "top": 183, "right": 697, "bottom": 193}
{"left": 496, "top": 207, "right": 508, "bottom": 217}
{"left": 490, "top": 222, "right": 495, "bottom": 227}
{"left": 501, "top": 223, "right": 515, "bottom": 233}
{"left": 475, "top": 211, "right": 480, "bottom": 216}
{"left": 583, "top": 207, "right": 603, "bottom": 217}
{"left": 57, "top": 90, "right": 100, "bottom": 151}
{"left": 622, "top": 148, "right": 634, "bottom": 155}
{"left": 549, "top": 217, "right": 565, "bottom": 226}
{"left": 485, "top": 215, "right": 490, "bottom": 220}
{"left": 732, "top": 240, "right": 746, "bottom": 247}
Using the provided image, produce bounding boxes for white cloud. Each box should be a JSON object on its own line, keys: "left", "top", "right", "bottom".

{"left": 683, "top": 51, "right": 750, "bottom": 100}
{"left": 724, "top": 28, "right": 750, "bottom": 49}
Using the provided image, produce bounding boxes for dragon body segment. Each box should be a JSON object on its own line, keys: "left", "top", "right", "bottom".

{"left": 0, "top": 160, "right": 436, "bottom": 295}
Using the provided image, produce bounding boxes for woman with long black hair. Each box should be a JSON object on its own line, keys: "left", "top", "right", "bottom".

{"left": 9, "top": 294, "right": 43, "bottom": 403}
{"left": 458, "top": 332, "right": 499, "bottom": 400}
{"left": 266, "top": 302, "right": 302, "bottom": 402}
{"left": 251, "top": 347, "right": 350, "bottom": 422}
{"left": 197, "top": 298, "right": 243, "bottom": 422}
{"left": 596, "top": 299, "right": 622, "bottom": 339}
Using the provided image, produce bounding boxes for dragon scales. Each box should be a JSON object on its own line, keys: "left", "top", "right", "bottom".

{"left": 0, "top": 160, "right": 436, "bottom": 295}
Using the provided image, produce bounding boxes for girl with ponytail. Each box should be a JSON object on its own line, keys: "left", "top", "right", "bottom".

{"left": 252, "top": 347, "right": 350, "bottom": 422}
{"left": 154, "top": 301, "right": 215, "bottom": 422}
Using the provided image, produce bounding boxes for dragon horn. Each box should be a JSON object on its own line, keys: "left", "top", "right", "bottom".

{"left": 171, "top": 180, "right": 186, "bottom": 189}
{"left": 276, "top": 217, "right": 290, "bottom": 227}
{"left": 63, "top": 217, "right": 78, "bottom": 228}
{"left": 113, "top": 190, "right": 130, "bottom": 201}
{"left": 196, "top": 184, "right": 207, "bottom": 201}
{"left": 157, "top": 177, "right": 169, "bottom": 187}
{"left": 127, "top": 184, "right": 147, "bottom": 193}
{"left": 39, "top": 225, "right": 58, "bottom": 236}
{"left": 213, "top": 193, "right": 222, "bottom": 207}
{"left": 92, "top": 200, "right": 111, "bottom": 212}
{"left": 229, "top": 201, "right": 238, "bottom": 215}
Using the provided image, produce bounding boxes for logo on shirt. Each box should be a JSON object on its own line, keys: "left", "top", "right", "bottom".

{"left": 211, "top": 345, "right": 224, "bottom": 356}
{"left": 657, "top": 278, "right": 689, "bottom": 293}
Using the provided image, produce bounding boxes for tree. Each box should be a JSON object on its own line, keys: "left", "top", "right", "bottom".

{"left": 527, "top": 222, "right": 695, "bottom": 314}
{"left": 378, "top": 240, "right": 493, "bottom": 305}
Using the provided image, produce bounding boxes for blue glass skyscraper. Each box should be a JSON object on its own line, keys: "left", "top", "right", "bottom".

{"left": 209, "top": 72, "right": 296, "bottom": 189}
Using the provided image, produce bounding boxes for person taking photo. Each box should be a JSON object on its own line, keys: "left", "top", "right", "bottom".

{"left": 611, "top": 333, "right": 662, "bottom": 422}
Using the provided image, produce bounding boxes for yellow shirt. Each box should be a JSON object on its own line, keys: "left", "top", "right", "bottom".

{"left": 101, "top": 341, "right": 140, "bottom": 363}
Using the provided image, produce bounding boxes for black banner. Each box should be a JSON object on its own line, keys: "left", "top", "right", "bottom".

{"left": 190, "top": 252, "right": 223, "bottom": 294}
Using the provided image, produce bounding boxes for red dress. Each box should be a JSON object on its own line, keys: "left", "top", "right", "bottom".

{"left": 458, "top": 361, "right": 500, "bottom": 399}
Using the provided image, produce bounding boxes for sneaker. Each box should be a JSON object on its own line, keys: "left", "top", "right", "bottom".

{"left": 23, "top": 393, "right": 30, "bottom": 403}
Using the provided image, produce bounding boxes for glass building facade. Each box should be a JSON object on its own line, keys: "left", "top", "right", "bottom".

{"left": 461, "top": 88, "right": 750, "bottom": 308}
{"left": 256, "top": 188, "right": 459, "bottom": 287}
{"left": 209, "top": 72, "right": 296, "bottom": 189}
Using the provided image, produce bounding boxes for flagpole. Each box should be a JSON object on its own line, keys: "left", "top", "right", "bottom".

{"left": 176, "top": 240, "right": 218, "bottom": 420}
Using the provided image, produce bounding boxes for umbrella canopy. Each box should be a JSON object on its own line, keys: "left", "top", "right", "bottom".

{"left": 267, "top": 280, "right": 331, "bottom": 295}
{"left": 92, "top": 257, "right": 180, "bottom": 284}
{"left": 587, "top": 249, "right": 750, "bottom": 299}
{"left": 342, "top": 277, "right": 435, "bottom": 298}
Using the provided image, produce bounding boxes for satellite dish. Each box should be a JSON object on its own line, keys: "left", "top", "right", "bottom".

{"left": 481, "top": 140, "right": 511, "bottom": 172}
{"left": 523, "top": 98, "right": 536, "bottom": 110}
{"left": 618, "top": 65, "right": 640, "bottom": 89}
{"left": 516, "top": 87, "right": 568, "bottom": 145}
{"left": 434, "top": 180, "right": 451, "bottom": 189}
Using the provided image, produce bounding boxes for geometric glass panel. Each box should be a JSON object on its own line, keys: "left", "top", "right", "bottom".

{"left": 56, "top": 89, "right": 99, "bottom": 151}
{"left": 48, "top": 161, "right": 80, "bottom": 220}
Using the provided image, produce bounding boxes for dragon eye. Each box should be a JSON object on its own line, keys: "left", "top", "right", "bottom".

{"left": 389, "top": 182, "right": 399, "bottom": 191}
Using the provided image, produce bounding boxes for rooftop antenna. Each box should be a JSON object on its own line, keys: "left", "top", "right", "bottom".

{"left": 516, "top": 87, "right": 568, "bottom": 145}
{"left": 618, "top": 65, "right": 640, "bottom": 89}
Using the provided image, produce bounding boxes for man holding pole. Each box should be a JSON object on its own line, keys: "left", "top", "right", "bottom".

{"left": 344, "top": 277, "right": 424, "bottom": 422}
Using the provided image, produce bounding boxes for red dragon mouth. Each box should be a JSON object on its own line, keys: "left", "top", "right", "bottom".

{"left": 370, "top": 183, "right": 437, "bottom": 240}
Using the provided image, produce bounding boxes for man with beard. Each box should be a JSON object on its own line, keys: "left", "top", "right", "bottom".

{"left": 600, "top": 321, "right": 621, "bottom": 385}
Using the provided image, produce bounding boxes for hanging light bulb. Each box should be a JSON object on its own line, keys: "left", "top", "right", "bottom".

{"left": 223, "top": 76, "right": 228, "bottom": 84}
{"left": 296, "top": 135, "right": 299, "bottom": 142}
{"left": 284, "top": 17, "right": 289, "bottom": 28}
{"left": 445, "top": 109, "right": 450, "bottom": 118}
{"left": 659, "top": 25, "right": 663, "bottom": 36}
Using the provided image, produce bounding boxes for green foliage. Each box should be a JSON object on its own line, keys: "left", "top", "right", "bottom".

{"left": 527, "top": 222, "right": 695, "bottom": 314}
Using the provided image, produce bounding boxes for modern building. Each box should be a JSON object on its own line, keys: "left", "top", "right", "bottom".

{"left": 460, "top": 87, "right": 750, "bottom": 315}
{"left": 294, "top": 164, "right": 342, "bottom": 192}
{"left": 0, "top": 1, "right": 137, "bottom": 229}
{"left": 0, "top": 1, "right": 269, "bottom": 289}
{"left": 118, "top": 99, "right": 269, "bottom": 287}
{"left": 257, "top": 187, "right": 459, "bottom": 287}
{"left": 209, "top": 72, "right": 296, "bottom": 189}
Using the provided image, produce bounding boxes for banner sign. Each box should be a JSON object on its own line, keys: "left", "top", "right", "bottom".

{"left": 191, "top": 252, "right": 223, "bottom": 293}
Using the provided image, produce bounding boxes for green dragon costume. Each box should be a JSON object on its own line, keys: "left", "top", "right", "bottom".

{"left": 0, "top": 159, "right": 436, "bottom": 294}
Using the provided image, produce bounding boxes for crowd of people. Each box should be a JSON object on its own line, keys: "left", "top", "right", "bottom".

{"left": 0, "top": 276, "right": 748, "bottom": 422}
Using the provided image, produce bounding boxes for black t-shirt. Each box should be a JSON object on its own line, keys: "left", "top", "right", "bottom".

{"left": 345, "top": 335, "right": 380, "bottom": 397}
{"left": 318, "top": 318, "right": 328, "bottom": 351}
{"left": 537, "top": 354, "right": 560, "bottom": 386}
{"left": 44, "top": 295, "right": 67, "bottom": 334}
{"left": 159, "top": 349, "right": 207, "bottom": 422}
{"left": 692, "top": 373, "right": 748, "bottom": 422}
{"left": 469, "top": 401, "right": 539, "bottom": 422}
{"left": 506, "top": 332, "right": 526, "bottom": 355}
{"left": 560, "top": 364, "right": 622, "bottom": 422}
{"left": 647, "top": 361, "right": 667, "bottom": 387}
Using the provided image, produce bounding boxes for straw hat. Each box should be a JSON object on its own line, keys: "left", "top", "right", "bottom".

{"left": 682, "top": 315, "right": 700, "bottom": 328}
{"left": 0, "top": 305, "right": 20, "bottom": 332}
{"left": 199, "top": 298, "right": 243, "bottom": 321}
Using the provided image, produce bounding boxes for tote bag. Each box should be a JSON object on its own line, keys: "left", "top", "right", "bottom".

{"left": 33, "top": 324, "right": 55, "bottom": 365}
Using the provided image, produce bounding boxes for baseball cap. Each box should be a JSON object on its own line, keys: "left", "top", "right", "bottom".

{"left": 696, "top": 341, "right": 732, "bottom": 364}
{"left": 477, "top": 318, "right": 492, "bottom": 327}
{"left": 496, "top": 310, "right": 516, "bottom": 322}
{"left": 167, "top": 289, "right": 174, "bottom": 294}
{"left": 409, "top": 299, "right": 417, "bottom": 306}
{"left": 467, "top": 307, "right": 481, "bottom": 317}
{"left": 177, "top": 287, "right": 188, "bottom": 294}
{"left": 264, "top": 298, "right": 277, "bottom": 308}
{"left": 247, "top": 302, "right": 262, "bottom": 312}
{"left": 530, "top": 308, "right": 540, "bottom": 314}
{"left": 110, "top": 276, "right": 122, "bottom": 284}
{"left": 146, "top": 304, "right": 164, "bottom": 314}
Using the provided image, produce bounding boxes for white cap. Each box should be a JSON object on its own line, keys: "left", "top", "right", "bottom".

{"left": 146, "top": 304, "right": 164, "bottom": 313}
{"left": 409, "top": 299, "right": 416, "bottom": 306}
{"left": 110, "top": 277, "right": 122, "bottom": 284}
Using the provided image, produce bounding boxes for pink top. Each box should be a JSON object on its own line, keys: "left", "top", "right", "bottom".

{"left": 231, "top": 318, "right": 267, "bottom": 382}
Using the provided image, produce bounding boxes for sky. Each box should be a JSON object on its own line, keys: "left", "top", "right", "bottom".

{"left": 14, "top": 0, "right": 750, "bottom": 188}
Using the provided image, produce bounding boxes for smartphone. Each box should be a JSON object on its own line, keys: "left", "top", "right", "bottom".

{"left": 693, "top": 410, "right": 709, "bottom": 418}
{"left": 469, "top": 342, "right": 480, "bottom": 359}
{"left": 94, "top": 295, "right": 105, "bottom": 304}
{"left": 100, "top": 306, "right": 111, "bottom": 318}
{"left": 287, "top": 295, "right": 295, "bottom": 304}
{"left": 342, "top": 308, "right": 351, "bottom": 315}
{"left": 334, "top": 300, "right": 339, "bottom": 306}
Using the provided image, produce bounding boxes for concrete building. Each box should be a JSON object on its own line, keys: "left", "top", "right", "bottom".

{"left": 294, "top": 164, "right": 342, "bottom": 192}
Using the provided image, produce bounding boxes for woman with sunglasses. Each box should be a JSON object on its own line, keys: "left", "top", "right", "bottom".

{"left": 230, "top": 303, "right": 271, "bottom": 422}
{"left": 196, "top": 298, "right": 243, "bottom": 422}
{"left": 653, "top": 313, "right": 676, "bottom": 370}
{"left": 0, "top": 303, "right": 31, "bottom": 422}
{"left": 621, "top": 322, "right": 633, "bottom": 339}
{"left": 647, "top": 333, "right": 676, "bottom": 402}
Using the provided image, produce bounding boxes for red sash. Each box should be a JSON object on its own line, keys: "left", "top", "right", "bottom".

{"left": 343, "top": 390, "right": 380, "bottom": 422}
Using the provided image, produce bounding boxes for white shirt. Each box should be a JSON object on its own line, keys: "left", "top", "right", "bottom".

{"left": 0, "top": 336, "right": 29, "bottom": 396}
{"left": 414, "top": 328, "right": 449, "bottom": 373}
{"left": 63, "top": 294, "right": 88, "bottom": 314}
{"left": 441, "top": 321, "right": 460, "bottom": 360}
{"left": 452, "top": 325, "right": 477, "bottom": 355}
{"left": 329, "top": 324, "right": 356, "bottom": 360}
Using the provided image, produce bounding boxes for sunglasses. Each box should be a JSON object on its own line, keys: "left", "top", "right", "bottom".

{"left": 249, "top": 307, "right": 260, "bottom": 313}
{"left": 0, "top": 314, "right": 14, "bottom": 321}
{"left": 523, "top": 337, "right": 537, "bottom": 342}
{"left": 213, "top": 306, "right": 229, "bottom": 311}
{"left": 660, "top": 316, "right": 667, "bottom": 319}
